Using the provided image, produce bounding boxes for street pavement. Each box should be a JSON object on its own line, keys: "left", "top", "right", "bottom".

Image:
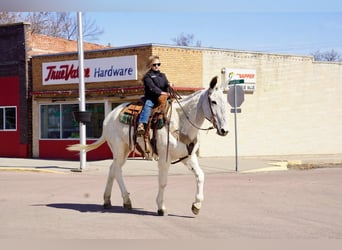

{"left": 1, "top": 154, "right": 342, "bottom": 239}
{"left": 1, "top": 162, "right": 342, "bottom": 239}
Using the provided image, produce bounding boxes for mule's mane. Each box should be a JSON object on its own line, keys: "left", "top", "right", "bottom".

{"left": 176, "top": 89, "right": 203, "bottom": 113}
{"left": 171, "top": 89, "right": 207, "bottom": 141}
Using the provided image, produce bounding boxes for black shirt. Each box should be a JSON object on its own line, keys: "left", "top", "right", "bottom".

{"left": 143, "top": 70, "right": 170, "bottom": 103}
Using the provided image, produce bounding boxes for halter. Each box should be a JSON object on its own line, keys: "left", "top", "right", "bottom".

{"left": 173, "top": 90, "right": 217, "bottom": 131}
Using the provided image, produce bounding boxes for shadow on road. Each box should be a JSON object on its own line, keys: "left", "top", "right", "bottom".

{"left": 36, "top": 203, "right": 194, "bottom": 218}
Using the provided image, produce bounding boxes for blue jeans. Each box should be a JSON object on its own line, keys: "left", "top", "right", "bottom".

{"left": 138, "top": 99, "right": 155, "bottom": 124}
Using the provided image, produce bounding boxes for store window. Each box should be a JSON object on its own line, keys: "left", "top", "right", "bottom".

{"left": 111, "top": 102, "right": 121, "bottom": 110}
{"left": 40, "top": 103, "right": 104, "bottom": 139}
{"left": 0, "top": 106, "right": 17, "bottom": 131}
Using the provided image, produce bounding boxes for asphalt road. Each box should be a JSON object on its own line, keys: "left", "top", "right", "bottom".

{"left": 1, "top": 167, "right": 342, "bottom": 239}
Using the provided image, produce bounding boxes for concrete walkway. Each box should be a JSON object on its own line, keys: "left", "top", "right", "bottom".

{"left": 1, "top": 154, "right": 341, "bottom": 175}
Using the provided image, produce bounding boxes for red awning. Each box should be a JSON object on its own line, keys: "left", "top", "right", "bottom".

{"left": 31, "top": 86, "right": 203, "bottom": 98}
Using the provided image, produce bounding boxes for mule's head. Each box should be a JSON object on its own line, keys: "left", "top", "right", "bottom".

{"left": 203, "top": 76, "right": 229, "bottom": 136}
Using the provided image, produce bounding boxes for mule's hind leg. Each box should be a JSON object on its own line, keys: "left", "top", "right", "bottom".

{"left": 103, "top": 160, "right": 115, "bottom": 209}
{"left": 114, "top": 158, "right": 132, "bottom": 209}
{"left": 103, "top": 155, "right": 131, "bottom": 209}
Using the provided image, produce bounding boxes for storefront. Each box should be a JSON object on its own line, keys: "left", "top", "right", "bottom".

{"left": 0, "top": 23, "right": 31, "bottom": 158}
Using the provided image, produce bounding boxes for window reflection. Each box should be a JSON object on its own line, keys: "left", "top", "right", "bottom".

{"left": 40, "top": 103, "right": 104, "bottom": 139}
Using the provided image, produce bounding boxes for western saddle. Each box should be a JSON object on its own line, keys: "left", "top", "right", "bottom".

{"left": 119, "top": 95, "right": 171, "bottom": 158}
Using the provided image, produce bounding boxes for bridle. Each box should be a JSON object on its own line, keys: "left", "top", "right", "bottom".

{"left": 206, "top": 94, "right": 218, "bottom": 130}
{"left": 170, "top": 87, "right": 217, "bottom": 131}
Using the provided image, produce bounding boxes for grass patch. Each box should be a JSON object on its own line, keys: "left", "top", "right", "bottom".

{"left": 287, "top": 163, "right": 342, "bottom": 170}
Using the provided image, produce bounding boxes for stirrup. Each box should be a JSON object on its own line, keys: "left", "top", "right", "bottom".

{"left": 137, "top": 123, "right": 145, "bottom": 136}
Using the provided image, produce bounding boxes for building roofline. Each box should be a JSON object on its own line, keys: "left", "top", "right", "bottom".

{"left": 149, "top": 43, "right": 314, "bottom": 58}
{"left": 31, "top": 42, "right": 314, "bottom": 59}
{"left": 0, "top": 22, "right": 31, "bottom": 28}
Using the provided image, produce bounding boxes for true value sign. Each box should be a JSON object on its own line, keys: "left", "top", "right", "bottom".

{"left": 42, "top": 55, "right": 137, "bottom": 85}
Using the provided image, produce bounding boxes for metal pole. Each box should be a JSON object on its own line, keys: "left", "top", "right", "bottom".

{"left": 234, "top": 83, "right": 238, "bottom": 172}
{"left": 77, "top": 12, "right": 86, "bottom": 171}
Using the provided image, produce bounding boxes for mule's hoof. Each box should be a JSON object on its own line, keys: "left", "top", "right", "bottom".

{"left": 157, "top": 209, "right": 167, "bottom": 216}
{"left": 191, "top": 204, "right": 200, "bottom": 215}
{"left": 103, "top": 202, "right": 112, "bottom": 209}
{"left": 123, "top": 203, "right": 132, "bottom": 210}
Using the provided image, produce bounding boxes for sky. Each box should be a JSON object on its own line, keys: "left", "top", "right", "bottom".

{"left": 86, "top": 12, "right": 342, "bottom": 56}
{"left": 3, "top": 0, "right": 342, "bottom": 56}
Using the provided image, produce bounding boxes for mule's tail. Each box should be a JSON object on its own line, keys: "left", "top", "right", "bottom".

{"left": 67, "top": 134, "right": 106, "bottom": 153}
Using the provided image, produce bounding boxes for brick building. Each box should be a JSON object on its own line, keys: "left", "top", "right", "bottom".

{"left": 31, "top": 44, "right": 342, "bottom": 160}
{"left": 0, "top": 22, "right": 109, "bottom": 158}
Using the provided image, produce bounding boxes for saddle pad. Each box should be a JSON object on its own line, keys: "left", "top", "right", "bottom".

{"left": 119, "top": 101, "right": 142, "bottom": 125}
{"left": 119, "top": 101, "right": 167, "bottom": 129}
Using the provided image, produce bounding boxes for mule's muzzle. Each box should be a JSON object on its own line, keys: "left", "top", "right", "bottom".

{"left": 217, "top": 128, "right": 229, "bottom": 136}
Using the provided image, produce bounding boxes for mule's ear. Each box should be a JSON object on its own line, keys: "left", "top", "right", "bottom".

{"left": 209, "top": 76, "right": 218, "bottom": 89}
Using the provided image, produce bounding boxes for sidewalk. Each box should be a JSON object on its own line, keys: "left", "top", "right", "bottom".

{"left": 1, "top": 154, "right": 341, "bottom": 175}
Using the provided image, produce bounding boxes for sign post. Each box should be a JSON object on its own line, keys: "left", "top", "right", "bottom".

{"left": 76, "top": 12, "right": 86, "bottom": 172}
{"left": 227, "top": 80, "right": 245, "bottom": 172}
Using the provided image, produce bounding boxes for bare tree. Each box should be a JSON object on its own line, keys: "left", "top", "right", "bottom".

{"left": 172, "top": 32, "right": 202, "bottom": 47}
{"left": 312, "top": 49, "right": 342, "bottom": 62}
{"left": 0, "top": 12, "right": 23, "bottom": 24}
{"left": 0, "top": 12, "right": 103, "bottom": 42}
{"left": 25, "top": 12, "right": 51, "bottom": 35}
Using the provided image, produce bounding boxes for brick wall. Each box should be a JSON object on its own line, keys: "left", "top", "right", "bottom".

{"left": 0, "top": 23, "right": 28, "bottom": 77}
{"left": 152, "top": 46, "right": 203, "bottom": 87}
{"left": 199, "top": 49, "right": 342, "bottom": 156}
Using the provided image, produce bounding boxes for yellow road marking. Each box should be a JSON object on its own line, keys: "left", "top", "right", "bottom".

{"left": 241, "top": 161, "right": 288, "bottom": 173}
{"left": 0, "top": 167, "right": 65, "bottom": 174}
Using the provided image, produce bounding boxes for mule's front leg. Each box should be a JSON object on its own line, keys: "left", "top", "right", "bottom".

{"left": 186, "top": 156, "right": 204, "bottom": 215}
{"left": 156, "top": 162, "right": 170, "bottom": 216}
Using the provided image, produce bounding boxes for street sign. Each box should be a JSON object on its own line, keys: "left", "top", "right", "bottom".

{"left": 226, "top": 83, "right": 245, "bottom": 173}
{"left": 228, "top": 79, "right": 245, "bottom": 85}
{"left": 230, "top": 108, "right": 242, "bottom": 113}
{"left": 227, "top": 84, "right": 245, "bottom": 108}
